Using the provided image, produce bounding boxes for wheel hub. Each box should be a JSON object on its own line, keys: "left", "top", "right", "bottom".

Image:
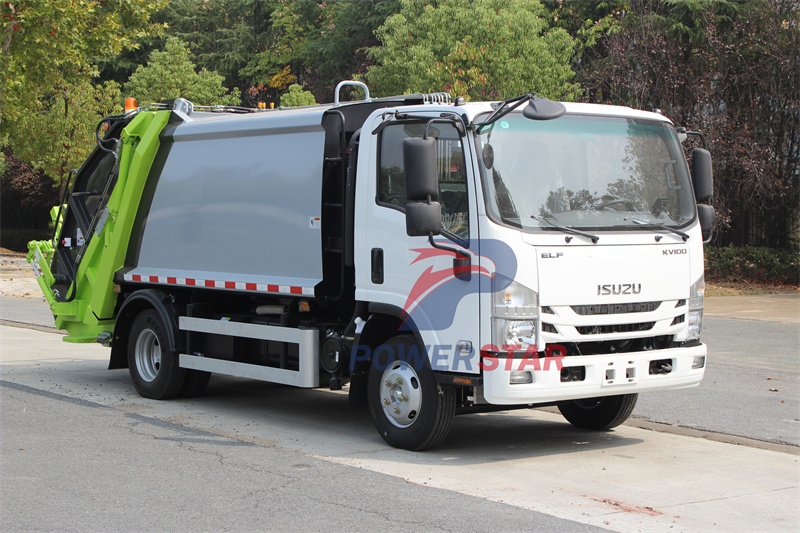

{"left": 379, "top": 361, "right": 421, "bottom": 428}
{"left": 134, "top": 328, "right": 161, "bottom": 383}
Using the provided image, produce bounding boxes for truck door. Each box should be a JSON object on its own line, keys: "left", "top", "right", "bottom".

{"left": 358, "top": 118, "right": 482, "bottom": 375}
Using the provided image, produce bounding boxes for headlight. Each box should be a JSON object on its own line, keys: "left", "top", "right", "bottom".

{"left": 492, "top": 277, "right": 538, "bottom": 351}
{"left": 687, "top": 274, "right": 705, "bottom": 341}
{"left": 503, "top": 320, "right": 536, "bottom": 347}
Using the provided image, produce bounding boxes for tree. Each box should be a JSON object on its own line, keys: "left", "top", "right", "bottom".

{"left": 0, "top": 152, "right": 60, "bottom": 231}
{"left": 298, "top": 1, "right": 401, "bottom": 97}
{"left": 8, "top": 77, "right": 122, "bottom": 193}
{"left": 365, "top": 0, "right": 580, "bottom": 101}
{"left": 279, "top": 84, "right": 316, "bottom": 107}
{"left": 575, "top": 0, "right": 799, "bottom": 248}
{"left": 1, "top": 0, "right": 164, "bottom": 132}
{"left": 98, "top": 1, "right": 400, "bottom": 107}
{"left": 241, "top": 0, "right": 323, "bottom": 103}
{"left": 124, "top": 37, "right": 241, "bottom": 106}
{"left": 242, "top": 0, "right": 401, "bottom": 105}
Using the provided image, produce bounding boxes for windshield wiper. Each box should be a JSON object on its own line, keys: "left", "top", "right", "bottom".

{"left": 624, "top": 218, "right": 689, "bottom": 241}
{"left": 531, "top": 215, "right": 599, "bottom": 243}
{"left": 499, "top": 216, "right": 523, "bottom": 229}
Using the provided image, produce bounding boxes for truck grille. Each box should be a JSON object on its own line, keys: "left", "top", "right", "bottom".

{"left": 571, "top": 301, "right": 661, "bottom": 315}
{"left": 576, "top": 322, "right": 655, "bottom": 335}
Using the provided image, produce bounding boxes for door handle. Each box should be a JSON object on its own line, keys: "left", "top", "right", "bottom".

{"left": 371, "top": 248, "right": 384, "bottom": 284}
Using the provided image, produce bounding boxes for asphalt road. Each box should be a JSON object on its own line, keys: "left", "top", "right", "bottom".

{"left": 3, "top": 381, "right": 605, "bottom": 533}
{"left": 634, "top": 317, "right": 800, "bottom": 446}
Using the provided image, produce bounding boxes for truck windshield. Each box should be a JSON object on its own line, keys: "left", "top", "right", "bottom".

{"left": 475, "top": 113, "right": 696, "bottom": 233}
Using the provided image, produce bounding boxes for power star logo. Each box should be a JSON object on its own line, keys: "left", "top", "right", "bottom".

{"left": 400, "top": 238, "right": 518, "bottom": 331}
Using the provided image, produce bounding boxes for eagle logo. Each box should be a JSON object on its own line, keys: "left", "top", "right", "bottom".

{"left": 400, "top": 239, "right": 518, "bottom": 331}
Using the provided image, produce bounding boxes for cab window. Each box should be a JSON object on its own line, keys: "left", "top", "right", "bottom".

{"left": 378, "top": 122, "right": 469, "bottom": 241}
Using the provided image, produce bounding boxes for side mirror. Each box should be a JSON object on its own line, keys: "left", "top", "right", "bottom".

{"left": 522, "top": 97, "right": 566, "bottom": 121}
{"left": 692, "top": 148, "right": 713, "bottom": 202}
{"left": 406, "top": 201, "right": 442, "bottom": 236}
{"left": 697, "top": 204, "right": 716, "bottom": 243}
{"left": 403, "top": 136, "right": 441, "bottom": 236}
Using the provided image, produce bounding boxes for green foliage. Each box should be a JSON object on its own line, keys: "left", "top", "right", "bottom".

{"left": 544, "top": 0, "right": 627, "bottom": 51}
{"left": 96, "top": 1, "right": 399, "bottom": 106}
{"left": 366, "top": 0, "right": 580, "bottom": 101}
{"left": 1, "top": 0, "right": 164, "bottom": 132}
{"left": 241, "top": 0, "right": 320, "bottom": 98}
{"left": 140, "top": 0, "right": 268, "bottom": 97}
{"left": 299, "top": 1, "right": 401, "bottom": 96}
{"left": 124, "top": 38, "right": 241, "bottom": 106}
{"left": 705, "top": 246, "right": 800, "bottom": 286}
{"left": 279, "top": 84, "right": 317, "bottom": 107}
{"left": 9, "top": 78, "right": 122, "bottom": 191}
{"left": 1, "top": 0, "right": 163, "bottom": 196}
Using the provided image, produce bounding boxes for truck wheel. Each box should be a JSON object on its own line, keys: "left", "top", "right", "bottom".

{"left": 557, "top": 393, "right": 638, "bottom": 430}
{"left": 367, "top": 335, "right": 455, "bottom": 450}
{"left": 127, "top": 309, "right": 185, "bottom": 400}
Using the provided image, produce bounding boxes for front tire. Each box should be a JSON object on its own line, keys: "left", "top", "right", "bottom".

{"left": 558, "top": 393, "right": 638, "bottom": 430}
{"left": 367, "top": 335, "right": 455, "bottom": 450}
{"left": 127, "top": 309, "right": 185, "bottom": 400}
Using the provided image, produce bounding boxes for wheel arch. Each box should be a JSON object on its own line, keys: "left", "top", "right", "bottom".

{"left": 354, "top": 303, "right": 425, "bottom": 370}
{"left": 347, "top": 303, "right": 424, "bottom": 411}
{"left": 109, "top": 288, "right": 180, "bottom": 370}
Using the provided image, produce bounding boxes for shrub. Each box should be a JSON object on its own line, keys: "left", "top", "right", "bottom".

{"left": 705, "top": 245, "right": 800, "bottom": 286}
{"left": 0, "top": 153, "right": 59, "bottom": 230}
{"left": 0, "top": 228, "right": 52, "bottom": 253}
{"left": 279, "top": 84, "right": 317, "bottom": 108}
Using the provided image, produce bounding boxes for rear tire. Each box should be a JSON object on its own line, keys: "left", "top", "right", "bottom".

{"left": 367, "top": 335, "right": 455, "bottom": 450}
{"left": 558, "top": 393, "right": 638, "bottom": 430}
{"left": 127, "top": 309, "right": 185, "bottom": 400}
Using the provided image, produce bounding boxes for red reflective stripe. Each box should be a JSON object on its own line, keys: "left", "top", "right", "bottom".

{"left": 126, "top": 274, "right": 309, "bottom": 295}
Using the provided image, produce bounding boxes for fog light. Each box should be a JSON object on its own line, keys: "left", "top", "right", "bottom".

{"left": 509, "top": 371, "right": 533, "bottom": 384}
{"left": 692, "top": 356, "right": 706, "bottom": 369}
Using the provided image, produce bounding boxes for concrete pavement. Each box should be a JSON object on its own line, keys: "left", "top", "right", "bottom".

{"left": 704, "top": 293, "right": 800, "bottom": 324}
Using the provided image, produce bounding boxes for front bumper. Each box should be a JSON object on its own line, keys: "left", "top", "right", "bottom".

{"left": 482, "top": 343, "right": 706, "bottom": 405}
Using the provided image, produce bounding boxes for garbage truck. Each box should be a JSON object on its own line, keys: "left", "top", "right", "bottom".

{"left": 28, "top": 81, "right": 716, "bottom": 450}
